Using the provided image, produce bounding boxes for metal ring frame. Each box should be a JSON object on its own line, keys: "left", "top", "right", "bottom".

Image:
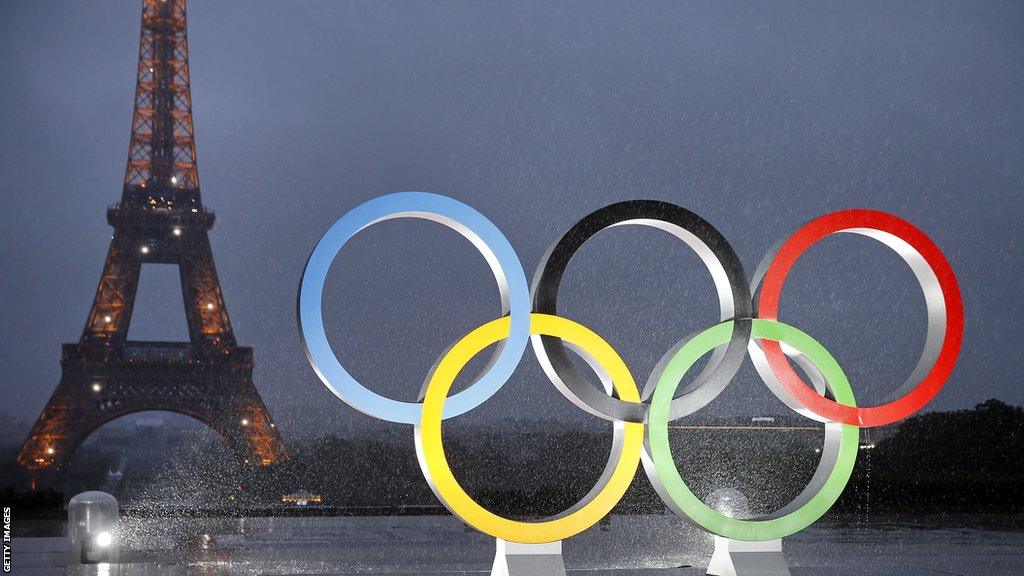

{"left": 416, "top": 313, "right": 643, "bottom": 543}
{"left": 531, "top": 200, "right": 752, "bottom": 423}
{"left": 750, "top": 209, "right": 964, "bottom": 426}
{"left": 643, "top": 319, "right": 859, "bottom": 541}
{"left": 298, "top": 193, "right": 962, "bottom": 542}
{"left": 298, "top": 192, "right": 531, "bottom": 425}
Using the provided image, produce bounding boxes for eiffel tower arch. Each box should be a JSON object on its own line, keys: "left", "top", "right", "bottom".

{"left": 18, "top": 0, "right": 286, "bottom": 473}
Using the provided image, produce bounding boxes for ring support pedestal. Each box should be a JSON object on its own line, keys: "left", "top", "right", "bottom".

{"left": 707, "top": 536, "right": 790, "bottom": 576}
{"left": 491, "top": 539, "right": 566, "bottom": 576}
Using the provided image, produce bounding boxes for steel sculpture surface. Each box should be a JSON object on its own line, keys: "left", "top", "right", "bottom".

{"left": 299, "top": 192, "right": 962, "bottom": 546}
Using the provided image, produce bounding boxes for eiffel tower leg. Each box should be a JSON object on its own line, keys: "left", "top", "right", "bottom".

{"left": 19, "top": 350, "right": 286, "bottom": 473}
{"left": 180, "top": 235, "right": 234, "bottom": 347}
{"left": 213, "top": 366, "right": 287, "bottom": 467}
{"left": 18, "top": 372, "right": 83, "bottom": 471}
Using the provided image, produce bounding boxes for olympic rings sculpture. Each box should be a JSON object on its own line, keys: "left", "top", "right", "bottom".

{"left": 298, "top": 191, "right": 963, "bottom": 544}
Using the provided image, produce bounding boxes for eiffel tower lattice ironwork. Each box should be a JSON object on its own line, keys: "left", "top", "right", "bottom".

{"left": 18, "top": 0, "right": 286, "bottom": 473}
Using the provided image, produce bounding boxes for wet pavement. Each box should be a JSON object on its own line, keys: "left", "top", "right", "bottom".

{"left": 11, "top": 515, "right": 1024, "bottom": 575}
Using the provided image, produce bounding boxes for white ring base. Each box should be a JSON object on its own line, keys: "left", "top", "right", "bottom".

{"left": 491, "top": 539, "right": 566, "bottom": 576}
{"left": 707, "top": 536, "right": 791, "bottom": 576}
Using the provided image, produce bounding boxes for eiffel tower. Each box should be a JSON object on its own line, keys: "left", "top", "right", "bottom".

{"left": 18, "top": 0, "right": 286, "bottom": 475}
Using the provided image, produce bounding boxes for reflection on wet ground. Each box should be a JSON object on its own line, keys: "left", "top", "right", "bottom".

{"left": 13, "top": 515, "right": 1024, "bottom": 575}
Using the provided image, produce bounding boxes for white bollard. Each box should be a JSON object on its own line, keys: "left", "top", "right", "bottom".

{"left": 67, "top": 491, "right": 119, "bottom": 564}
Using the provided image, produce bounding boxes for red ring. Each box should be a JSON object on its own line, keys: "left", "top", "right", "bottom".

{"left": 757, "top": 209, "right": 963, "bottom": 427}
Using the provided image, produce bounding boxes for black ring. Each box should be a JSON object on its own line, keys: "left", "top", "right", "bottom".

{"left": 531, "top": 200, "right": 753, "bottom": 423}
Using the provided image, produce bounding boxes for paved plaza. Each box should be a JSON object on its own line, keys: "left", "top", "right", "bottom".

{"left": 12, "top": 515, "right": 1024, "bottom": 575}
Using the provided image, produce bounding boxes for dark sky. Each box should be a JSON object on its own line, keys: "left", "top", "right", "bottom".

{"left": 1, "top": 1, "right": 1021, "bottom": 441}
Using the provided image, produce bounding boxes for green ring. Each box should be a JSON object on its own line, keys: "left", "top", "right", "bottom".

{"left": 645, "top": 319, "right": 859, "bottom": 541}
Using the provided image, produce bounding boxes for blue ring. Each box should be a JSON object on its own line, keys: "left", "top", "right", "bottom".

{"left": 298, "top": 192, "right": 530, "bottom": 424}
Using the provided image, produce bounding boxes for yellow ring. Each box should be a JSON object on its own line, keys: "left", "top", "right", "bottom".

{"left": 415, "top": 313, "right": 643, "bottom": 543}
